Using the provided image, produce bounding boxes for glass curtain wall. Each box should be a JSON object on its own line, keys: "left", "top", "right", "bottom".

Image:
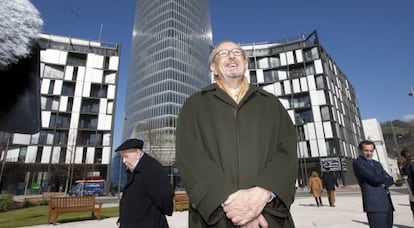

{"left": 122, "top": 0, "right": 212, "bottom": 167}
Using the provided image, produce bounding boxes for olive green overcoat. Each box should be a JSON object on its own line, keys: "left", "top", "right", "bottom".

{"left": 176, "top": 84, "right": 298, "bottom": 227}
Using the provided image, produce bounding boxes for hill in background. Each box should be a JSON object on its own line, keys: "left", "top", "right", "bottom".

{"left": 381, "top": 120, "right": 414, "bottom": 159}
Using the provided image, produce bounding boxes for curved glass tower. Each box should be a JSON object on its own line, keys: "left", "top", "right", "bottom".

{"left": 122, "top": 0, "right": 212, "bottom": 166}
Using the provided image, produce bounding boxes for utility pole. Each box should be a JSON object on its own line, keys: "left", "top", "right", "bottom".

{"left": 390, "top": 121, "right": 401, "bottom": 159}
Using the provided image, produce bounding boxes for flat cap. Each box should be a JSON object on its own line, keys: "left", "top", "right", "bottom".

{"left": 115, "top": 138, "right": 144, "bottom": 152}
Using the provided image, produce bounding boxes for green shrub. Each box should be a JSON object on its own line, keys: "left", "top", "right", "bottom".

{"left": 0, "top": 194, "right": 14, "bottom": 211}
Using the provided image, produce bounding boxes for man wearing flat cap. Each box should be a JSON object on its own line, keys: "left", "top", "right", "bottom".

{"left": 115, "top": 138, "right": 174, "bottom": 228}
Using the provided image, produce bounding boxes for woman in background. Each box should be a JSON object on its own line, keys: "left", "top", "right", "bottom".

{"left": 309, "top": 171, "right": 323, "bottom": 207}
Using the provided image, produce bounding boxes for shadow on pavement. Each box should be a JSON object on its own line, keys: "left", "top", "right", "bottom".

{"left": 352, "top": 220, "right": 412, "bottom": 228}
{"left": 298, "top": 203, "right": 326, "bottom": 207}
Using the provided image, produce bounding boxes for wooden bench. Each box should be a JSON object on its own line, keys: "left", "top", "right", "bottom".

{"left": 173, "top": 192, "right": 189, "bottom": 211}
{"left": 47, "top": 195, "right": 103, "bottom": 225}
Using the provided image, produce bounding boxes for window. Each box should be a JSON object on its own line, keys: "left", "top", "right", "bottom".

{"left": 78, "top": 115, "right": 98, "bottom": 129}
{"left": 268, "top": 56, "right": 280, "bottom": 68}
{"left": 67, "top": 52, "right": 87, "bottom": 66}
{"left": 295, "top": 109, "right": 313, "bottom": 124}
{"left": 104, "top": 56, "right": 110, "bottom": 69}
{"left": 43, "top": 96, "right": 60, "bottom": 111}
{"left": 59, "top": 148, "right": 66, "bottom": 163}
{"left": 304, "top": 47, "right": 319, "bottom": 60}
{"left": 80, "top": 99, "right": 100, "bottom": 114}
{"left": 36, "top": 147, "right": 42, "bottom": 162}
{"left": 18, "top": 147, "right": 27, "bottom": 162}
{"left": 77, "top": 131, "right": 103, "bottom": 146}
{"left": 289, "top": 67, "right": 304, "bottom": 78}
{"left": 249, "top": 71, "right": 257, "bottom": 83}
{"left": 315, "top": 75, "right": 326, "bottom": 89}
{"left": 257, "top": 57, "right": 269, "bottom": 69}
{"left": 90, "top": 84, "right": 108, "bottom": 98}
{"left": 48, "top": 80, "right": 55, "bottom": 94}
{"left": 43, "top": 65, "right": 64, "bottom": 79}
{"left": 62, "top": 82, "right": 75, "bottom": 96}
{"left": 248, "top": 58, "right": 256, "bottom": 69}
{"left": 94, "top": 148, "right": 102, "bottom": 163}
{"left": 290, "top": 95, "right": 311, "bottom": 108}
{"left": 321, "top": 106, "right": 331, "bottom": 121}
{"left": 297, "top": 126, "right": 306, "bottom": 140}
{"left": 263, "top": 70, "right": 279, "bottom": 83}
{"left": 53, "top": 130, "right": 68, "bottom": 144}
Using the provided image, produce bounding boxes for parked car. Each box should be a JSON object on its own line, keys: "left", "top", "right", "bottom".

{"left": 67, "top": 179, "right": 104, "bottom": 196}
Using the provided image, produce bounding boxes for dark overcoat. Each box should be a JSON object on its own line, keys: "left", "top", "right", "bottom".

{"left": 352, "top": 155, "right": 394, "bottom": 212}
{"left": 118, "top": 153, "right": 174, "bottom": 228}
{"left": 176, "top": 84, "right": 298, "bottom": 227}
{"left": 321, "top": 172, "right": 338, "bottom": 191}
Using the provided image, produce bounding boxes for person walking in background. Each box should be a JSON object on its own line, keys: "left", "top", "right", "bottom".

{"left": 353, "top": 140, "right": 394, "bottom": 228}
{"left": 322, "top": 171, "right": 338, "bottom": 207}
{"left": 309, "top": 171, "right": 323, "bottom": 207}
{"left": 115, "top": 138, "right": 174, "bottom": 228}
{"left": 176, "top": 40, "right": 298, "bottom": 227}
{"left": 400, "top": 149, "right": 414, "bottom": 219}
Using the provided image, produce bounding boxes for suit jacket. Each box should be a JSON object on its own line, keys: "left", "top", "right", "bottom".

{"left": 322, "top": 172, "right": 338, "bottom": 191}
{"left": 119, "top": 153, "right": 174, "bottom": 228}
{"left": 352, "top": 155, "right": 394, "bottom": 212}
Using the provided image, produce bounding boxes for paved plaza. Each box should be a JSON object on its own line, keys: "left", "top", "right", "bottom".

{"left": 23, "top": 187, "right": 414, "bottom": 228}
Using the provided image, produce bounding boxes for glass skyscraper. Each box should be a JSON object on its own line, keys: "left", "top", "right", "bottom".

{"left": 122, "top": 0, "right": 212, "bottom": 166}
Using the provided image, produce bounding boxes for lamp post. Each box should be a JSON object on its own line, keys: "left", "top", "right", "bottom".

{"left": 0, "top": 133, "right": 11, "bottom": 192}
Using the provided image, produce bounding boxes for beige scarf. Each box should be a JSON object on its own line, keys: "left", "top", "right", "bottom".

{"left": 216, "top": 76, "right": 249, "bottom": 104}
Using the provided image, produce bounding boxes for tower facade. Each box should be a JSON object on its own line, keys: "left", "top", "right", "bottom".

{"left": 122, "top": 0, "right": 213, "bottom": 166}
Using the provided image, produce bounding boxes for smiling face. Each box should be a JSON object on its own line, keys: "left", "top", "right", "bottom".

{"left": 210, "top": 41, "right": 248, "bottom": 81}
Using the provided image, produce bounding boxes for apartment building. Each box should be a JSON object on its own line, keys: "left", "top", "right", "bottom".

{"left": 241, "top": 31, "right": 364, "bottom": 185}
{"left": 0, "top": 34, "right": 120, "bottom": 194}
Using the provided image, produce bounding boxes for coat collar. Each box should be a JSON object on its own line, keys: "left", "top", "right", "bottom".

{"left": 201, "top": 83, "right": 270, "bottom": 106}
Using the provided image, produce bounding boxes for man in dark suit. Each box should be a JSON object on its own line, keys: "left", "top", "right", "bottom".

{"left": 115, "top": 138, "right": 174, "bottom": 228}
{"left": 353, "top": 140, "right": 394, "bottom": 228}
{"left": 321, "top": 171, "right": 338, "bottom": 207}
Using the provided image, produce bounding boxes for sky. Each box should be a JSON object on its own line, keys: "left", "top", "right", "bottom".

{"left": 31, "top": 0, "right": 414, "bottom": 147}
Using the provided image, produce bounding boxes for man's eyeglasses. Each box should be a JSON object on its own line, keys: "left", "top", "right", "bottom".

{"left": 215, "top": 48, "right": 244, "bottom": 58}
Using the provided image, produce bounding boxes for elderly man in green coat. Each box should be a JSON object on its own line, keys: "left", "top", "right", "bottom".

{"left": 176, "top": 40, "right": 298, "bottom": 228}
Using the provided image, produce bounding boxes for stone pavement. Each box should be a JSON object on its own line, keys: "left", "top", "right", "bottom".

{"left": 23, "top": 188, "right": 414, "bottom": 228}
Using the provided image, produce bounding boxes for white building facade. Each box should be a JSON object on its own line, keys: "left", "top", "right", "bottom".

{"left": 0, "top": 34, "right": 120, "bottom": 194}
{"left": 240, "top": 31, "right": 364, "bottom": 186}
